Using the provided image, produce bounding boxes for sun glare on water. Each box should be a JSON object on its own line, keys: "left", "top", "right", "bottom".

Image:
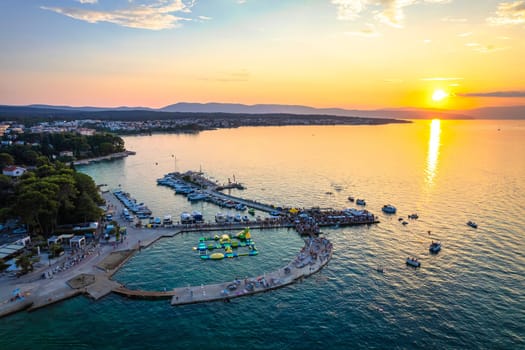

{"left": 432, "top": 89, "right": 448, "bottom": 102}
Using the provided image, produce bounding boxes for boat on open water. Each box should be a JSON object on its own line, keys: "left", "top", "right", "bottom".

{"left": 467, "top": 221, "right": 478, "bottom": 228}
{"left": 406, "top": 257, "right": 421, "bottom": 267}
{"left": 429, "top": 241, "right": 441, "bottom": 253}
{"left": 382, "top": 204, "right": 396, "bottom": 214}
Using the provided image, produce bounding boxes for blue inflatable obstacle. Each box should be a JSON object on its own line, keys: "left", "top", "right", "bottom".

{"left": 193, "top": 228, "right": 258, "bottom": 260}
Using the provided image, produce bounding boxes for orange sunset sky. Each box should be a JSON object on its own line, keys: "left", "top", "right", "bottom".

{"left": 1, "top": 0, "right": 524, "bottom": 111}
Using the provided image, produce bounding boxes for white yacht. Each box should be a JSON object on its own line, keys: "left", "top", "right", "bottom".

{"left": 215, "top": 212, "right": 227, "bottom": 223}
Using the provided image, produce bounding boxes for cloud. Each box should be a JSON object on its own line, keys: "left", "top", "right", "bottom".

{"left": 331, "top": 0, "right": 368, "bottom": 21}
{"left": 344, "top": 23, "right": 381, "bottom": 37}
{"left": 465, "top": 42, "right": 509, "bottom": 53}
{"left": 77, "top": 0, "right": 98, "bottom": 4}
{"left": 458, "top": 31, "right": 472, "bottom": 37}
{"left": 488, "top": 0, "right": 525, "bottom": 25}
{"left": 458, "top": 91, "right": 525, "bottom": 97}
{"left": 331, "top": 0, "right": 451, "bottom": 28}
{"left": 42, "top": 0, "right": 194, "bottom": 30}
{"left": 421, "top": 77, "right": 463, "bottom": 81}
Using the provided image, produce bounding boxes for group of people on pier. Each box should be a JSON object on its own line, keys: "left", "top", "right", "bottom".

{"left": 292, "top": 237, "right": 332, "bottom": 269}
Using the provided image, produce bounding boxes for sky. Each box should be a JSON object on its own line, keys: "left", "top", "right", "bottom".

{"left": 1, "top": 0, "right": 524, "bottom": 110}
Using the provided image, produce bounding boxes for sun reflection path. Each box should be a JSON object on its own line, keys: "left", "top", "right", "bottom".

{"left": 426, "top": 119, "right": 441, "bottom": 185}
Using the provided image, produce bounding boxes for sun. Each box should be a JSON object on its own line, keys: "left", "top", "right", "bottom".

{"left": 431, "top": 89, "right": 448, "bottom": 102}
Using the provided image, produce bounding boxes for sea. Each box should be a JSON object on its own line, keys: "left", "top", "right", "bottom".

{"left": 1, "top": 120, "right": 524, "bottom": 349}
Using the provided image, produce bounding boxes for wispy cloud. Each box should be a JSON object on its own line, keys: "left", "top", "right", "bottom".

{"left": 421, "top": 77, "right": 463, "bottom": 81}
{"left": 465, "top": 42, "right": 509, "bottom": 53}
{"left": 331, "top": 0, "right": 451, "bottom": 28}
{"left": 344, "top": 23, "right": 381, "bottom": 37}
{"left": 488, "top": 0, "right": 525, "bottom": 25}
{"left": 331, "top": 0, "right": 367, "bottom": 21}
{"left": 42, "top": 0, "right": 194, "bottom": 30}
{"left": 77, "top": 0, "right": 98, "bottom": 4}
{"left": 458, "top": 91, "right": 525, "bottom": 97}
{"left": 458, "top": 31, "right": 472, "bottom": 37}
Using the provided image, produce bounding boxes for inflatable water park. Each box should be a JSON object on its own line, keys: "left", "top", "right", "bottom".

{"left": 193, "top": 228, "right": 258, "bottom": 260}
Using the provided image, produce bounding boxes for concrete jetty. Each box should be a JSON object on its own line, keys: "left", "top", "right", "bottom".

{"left": 109, "top": 236, "right": 333, "bottom": 306}
{"left": 171, "top": 237, "right": 332, "bottom": 306}
{"left": 73, "top": 150, "right": 136, "bottom": 166}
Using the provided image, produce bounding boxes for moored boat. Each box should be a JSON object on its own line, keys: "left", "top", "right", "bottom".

{"left": 215, "top": 212, "right": 227, "bottom": 223}
{"left": 235, "top": 203, "right": 247, "bottom": 211}
{"left": 180, "top": 212, "right": 194, "bottom": 224}
{"left": 356, "top": 199, "right": 366, "bottom": 206}
{"left": 192, "top": 211, "right": 203, "bottom": 222}
{"left": 163, "top": 215, "right": 173, "bottom": 227}
{"left": 467, "top": 220, "right": 478, "bottom": 228}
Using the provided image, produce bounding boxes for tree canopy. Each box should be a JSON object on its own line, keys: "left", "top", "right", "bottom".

{"left": 1, "top": 162, "right": 104, "bottom": 236}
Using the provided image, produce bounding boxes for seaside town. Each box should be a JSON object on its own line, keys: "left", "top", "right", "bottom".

{"left": 0, "top": 107, "right": 406, "bottom": 139}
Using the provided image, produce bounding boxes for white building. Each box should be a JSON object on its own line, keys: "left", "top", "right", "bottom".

{"left": 2, "top": 166, "right": 26, "bottom": 177}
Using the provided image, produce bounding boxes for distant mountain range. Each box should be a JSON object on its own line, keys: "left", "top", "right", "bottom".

{"left": 160, "top": 103, "right": 525, "bottom": 119}
{"left": 1, "top": 102, "right": 524, "bottom": 119}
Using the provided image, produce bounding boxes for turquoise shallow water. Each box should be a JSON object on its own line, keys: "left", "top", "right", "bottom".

{"left": 1, "top": 120, "right": 524, "bottom": 349}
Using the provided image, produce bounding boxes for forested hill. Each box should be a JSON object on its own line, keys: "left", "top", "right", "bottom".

{"left": 0, "top": 105, "right": 408, "bottom": 125}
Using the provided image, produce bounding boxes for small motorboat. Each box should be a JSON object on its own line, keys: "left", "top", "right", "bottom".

{"left": 382, "top": 204, "right": 397, "bottom": 214}
{"left": 348, "top": 196, "right": 355, "bottom": 202}
{"left": 408, "top": 213, "right": 419, "bottom": 219}
{"left": 467, "top": 221, "right": 478, "bottom": 228}
{"left": 429, "top": 241, "right": 441, "bottom": 253}
{"left": 402, "top": 221, "right": 408, "bottom": 225}
{"left": 375, "top": 266, "right": 384, "bottom": 273}
{"left": 398, "top": 217, "right": 403, "bottom": 221}
{"left": 356, "top": 199, "right": 366, "bottom": 206}
{"left": 406, "top": 257, "right": 421, "bottom": 267}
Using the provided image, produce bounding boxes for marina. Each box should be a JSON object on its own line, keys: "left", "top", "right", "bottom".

{"left": 0, "top": 175, "right": 358, "bottom": 315}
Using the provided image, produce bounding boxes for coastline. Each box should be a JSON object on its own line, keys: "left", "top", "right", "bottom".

{"left": 72, "top": 150, "right": 136, "bottom": 166}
